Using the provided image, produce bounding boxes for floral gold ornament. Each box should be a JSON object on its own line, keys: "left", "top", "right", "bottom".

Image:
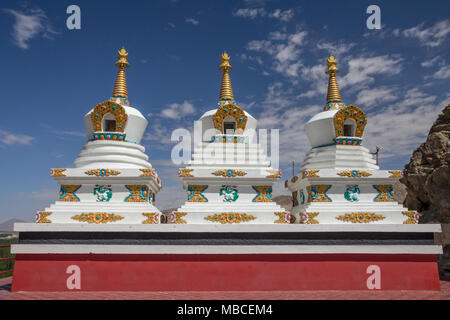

{"left": 333, "top": 105, "right": 367, "bottom": 138}
{"left": 300, "top": 212, "right": 319, "bottom": 224}
{"left": 337, "top": 170, "right": 372, "bottom": 178}
{"left": 373, "top": 185, "right": 395, "bottom": 202}
{"left": 36, "top": 212, "right": 52, "bottom": 223}
{"left": 402, "top": 211, "right": 419, "bottom": 224}
{"left": 302, "top": 170, "right": 320, "bottom": 179}
{"left": 187, "top": 185, "right": 208, "bottom": 202}
{"left": 335, "top": 212, "right": 386, "bottom": 223}
{"left": 93, "top": 132, "right": 126, "bottom": 141}
{"left": 50, "top": 168, "right": 66, "bottom": 177}
{"left": 266, "top": 169, "right": 282, "bottom": 178}
{"left": 388, "top": 170, "right": 403, "bottom": 178}
{"left": 59, "top": 185, "right": 81, "bottom": 202}
{"left": 205, "top": 213, "right": 256, "bottom": 224}
{"left": 170, "top": 211, "right": 187, "bottom": 224}
{"left": 307, "top": 185, "right": 332, "bottom": 202}
{"left": 211, "top": 169, "right": 247, "bottom": 177}
{"left": 334, "top": 137, "right": 362, "bottom": 146}
{"left": 71, "top": 212, "right": 124, "bottom": 224}
{"left": 274, "top": 212, "right": 291, "bottom": 224}
{"left": 85, "top": 168, "right": 121, "bottom": 177}
{"left": 139, "top": 168, "right": 157, "bottom": 177}
{"left": 124, "top": 185, "right": 149, "bottom": 202}
{"left": 142, "top": 212, "right": 160, "bottom": 224}
{"left": 90, "top": 100, "right": 128, "bottom": 133}
{"left": 252, "top": 186, "right": 273, "bottom": 202}
{"left": 178, "top": 168, "right": 194, "bottom": 177}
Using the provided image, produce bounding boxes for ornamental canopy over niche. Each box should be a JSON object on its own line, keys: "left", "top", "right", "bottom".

{"left": 212, "top": 52, "right": 248, "bottom": 134}
{"left": 334, "top": 105, "right": 367, "bottom": 138}
{"left": 90, "top": 100, "right": 128, "bottom": 133}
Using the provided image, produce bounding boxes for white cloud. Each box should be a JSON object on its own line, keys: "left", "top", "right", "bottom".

{"left": 355, "top": 87, "right": 398, "bottom": 108}
{"left": 3, "top": 7, "right": 57, "bottom": 49}
{"left": 185, "top": 18, "right": 199, "bottom": 25}
{"left": 268, "top": 9, "right": 294, "bottom": 22}
{"left": 0, "top": 130, "right": 35, "bottom": 146}
{"left": 161, "top": 101, "right": 195, "bottom": 119}
{"left": 233, "top": 8, "right": 266, "bottom": 19}
{"left": 421, "top": 56, "right": 440, "bottom": 67}
{"left": 432, "top": 65, "right": 450, "bottom": 79}
{"left": 400, "top": 19, "right": 450, "bottom": 47}
{"left": 233, "top": 8, "right": 295, "bottom": 22}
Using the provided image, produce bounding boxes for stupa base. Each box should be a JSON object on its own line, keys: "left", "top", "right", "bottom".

{"left": 11, "top": 223, "right": 442, "bottom": 292}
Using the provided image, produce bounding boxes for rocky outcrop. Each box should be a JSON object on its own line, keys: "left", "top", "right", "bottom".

{"left": 400, "top": 105, "right": 450, "bottom": 224}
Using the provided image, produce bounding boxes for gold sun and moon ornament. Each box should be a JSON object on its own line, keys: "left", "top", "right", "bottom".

{"left": 212, "top": 52, "right": 248, "bottom": 134}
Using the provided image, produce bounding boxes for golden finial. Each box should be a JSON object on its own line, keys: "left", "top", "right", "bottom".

{"left": 112, "top": 47, "right": 130, "bottom": 104}
{"left": 218, "top": 51, "right": 234, "bottom": 101}
{"left": 324, "top": 54, "right": 343, "bottom": 110}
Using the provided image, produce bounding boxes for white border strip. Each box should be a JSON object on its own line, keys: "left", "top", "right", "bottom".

{"left": 13, "top": 223, "right": 442, "bottom": 233}
{"left": 11, "top": 244, "right": 443, "bottom": 255}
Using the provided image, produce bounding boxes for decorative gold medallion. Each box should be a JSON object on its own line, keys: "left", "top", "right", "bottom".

{"left": 50, "top": 168, "right": 66, "bottom": 177}
{"left": 274, "top": 212, "right": 291, "bottom": 224}
{"left": 300, "top": 212, "right": 319, "bottom": 224}
{"left": 252, "top": 186, "right": 273, "bottom": 202}
{"left": 178, "top": 168, "right": 194, "bottom": 177}
{"left": 170, "top": 211, "right": 187, "bottom": 224}
{"left": 211, "top": 169, "right": 247, "bottom": 177}
{"left": 59, "top": 185, "right": 81, "bottom": 202}
{"left": 205, "top": 213, "right": 256, "bottom": 224}
{"left": 36, "top": 212, "right": 52, "bottom": 223}
{"left": 142, "top": 212, "right": 160, "bottom": 224}
{"left": 307, "top": 185, "right": 332, "bottom": 202}
{"left": 187, "top": 185, "right": 208, "bottom": 202}
{"left": 71, "top": 213, "right": 124, "bottom": 224}
{"left": 337, "top": 170, "right": 372, "bottom": 178}
{"left": 373, "top": 185, "right": 395, "bottom": 202}
{"left": 302, "top": 170, "right": 320, "bottom": 179}
{"left": 402, "top": 211, "right": 419, "bottom": 224}
{"left": 388, "top": 170, "right": 403, "bottom": 178}
{"left": 125, "top": 185, "right": 149, "bottom": 202}
{"left": 85, "top": 168, "right": 121, "bottom": 177}
{"left": 335, "top": 212, "right": 386, "bottom": 223}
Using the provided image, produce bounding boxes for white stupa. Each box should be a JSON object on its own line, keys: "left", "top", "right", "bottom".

{"left": 170, "top": 52, "right": 288, "bottom": 224}
{"left": 36, "top": 48, "right": 163, "bottom": 225}
{"left": 286, "top": 55, "right": 420, "bottom": 225}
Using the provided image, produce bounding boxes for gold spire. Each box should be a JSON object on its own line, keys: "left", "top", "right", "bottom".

{"left": 112, "top": 47, "right": 130, "bottom": 105}
{"left": 325, "top": 55, "right": 343, "bottom": 110}
{"left": 218, "top": 52, "right": 234, "bottom": 101}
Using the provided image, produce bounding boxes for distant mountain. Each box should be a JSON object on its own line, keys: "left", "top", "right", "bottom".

{"left": 0, "top": 219, "right": 26, "bottom": 232}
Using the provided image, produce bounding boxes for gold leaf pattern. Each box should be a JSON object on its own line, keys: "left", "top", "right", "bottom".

{"left": 90, "top": 101, "right": 128, "bottom": 133}
{"left": 302, "top": 170, "right": 320, "bottom": 179}
{"left": 71, "top": 213, "right": 124, "bottom": 224}
{"left": 337, "top": 170, "right": 372, "bottom": 178}
{"left": 85, "top": 168, "right": 121, "bottom": 176}
{"left": 170, "top": 212, "right": 187, "bottom": 224}
{"left": 335, "top": 212, "right": 385, "bottom": 223}
{"left": 334, "top": 105, "right": 367, "bottom": 138}
{"left": 402, "top": 211, "right": 419, "bottom": 224}
{"left": 252, "top": 186, "right": 273, "bottom": 202}
{"left": 50, "top": 168, "right": 66, "bottom": 177}
{"left": 36, "top": 212, "right": 52, "bottom": 223}
{"left": 142, "top": 212, "right": 160, "bottom": 224}
{"left": 274, "top": 212, "right": 291, "bottom": 224}
{"left": 211, "top": 169, "right": 247, "bottom": 177}
{"left": 205, "top": 213, "right": 256, "bottom": 224}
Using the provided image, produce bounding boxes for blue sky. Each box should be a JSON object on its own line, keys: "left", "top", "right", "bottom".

{"left": 0, "top": 0, "right": 449, "bottom": 222}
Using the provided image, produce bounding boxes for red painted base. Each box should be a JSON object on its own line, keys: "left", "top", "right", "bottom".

{"left": 11, "top": 254, "right": 440, "bottom": 292}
